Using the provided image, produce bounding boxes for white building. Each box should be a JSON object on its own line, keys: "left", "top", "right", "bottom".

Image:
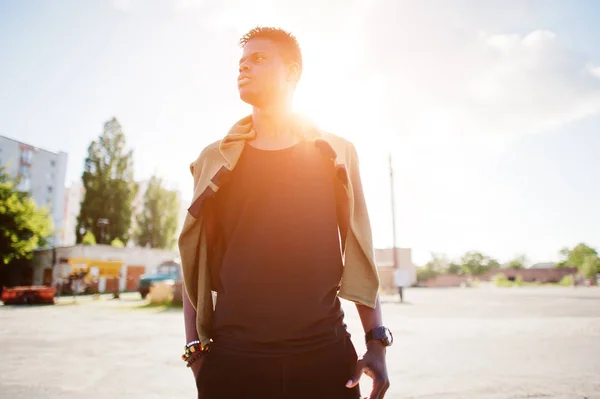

{"left": 0, "top": 135, "right": 68, "bottom": 246}
{"left": 32, "top": 244, "right": 179, "bottom": 289}
{"left": 374, "top": 247, "right": 416, "bottom": 292}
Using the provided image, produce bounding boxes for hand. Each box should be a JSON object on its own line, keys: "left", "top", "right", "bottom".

{"left": 189, "top": 354, "right": 206, "bottom": 381}
{"left": 346, "top": 341, "right": 390, "bottom": 399}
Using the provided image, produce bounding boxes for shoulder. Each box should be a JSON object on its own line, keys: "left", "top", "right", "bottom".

{"left": 316, "top": 130, "right": 359, "bottom": 162}
{"left": 319, "top": 131, "right": 353, "bottom": 147}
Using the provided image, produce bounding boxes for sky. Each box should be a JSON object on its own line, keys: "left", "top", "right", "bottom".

{"left": 1, "top": 0, "right": 599, "bottom": 265}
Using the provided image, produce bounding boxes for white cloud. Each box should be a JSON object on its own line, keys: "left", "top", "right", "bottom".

{"left": 588, "top": 64, "right": 600, "bottom": 79}
{"left": 363, "top": 1, "right": 600, "bottom": 138}
{"left": 461, "top": 29, "right": 600, "bottom": 135}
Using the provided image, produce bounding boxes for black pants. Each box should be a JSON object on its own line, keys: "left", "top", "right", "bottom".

{"left": 196, "top": 336, "right": 361, "bottom": 399}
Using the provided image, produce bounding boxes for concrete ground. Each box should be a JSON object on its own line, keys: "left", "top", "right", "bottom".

{"left": 1, "top": 287, "right": 599, "bottom": 399}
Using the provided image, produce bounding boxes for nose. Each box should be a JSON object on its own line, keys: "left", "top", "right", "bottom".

{"left": 239, "top": 62, "right": 250, "bottom": 74}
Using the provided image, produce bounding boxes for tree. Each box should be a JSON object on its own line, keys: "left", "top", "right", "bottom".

{"left": 134, "top": 175, "right": 180, "bottom": 250}
{"left": 0, "top": 168, "right": 53, "bottom": 264}
{"left": 580, "top": 255, "right": 600, "bottom": 281}
{"left": 506, "top": 254, "right": 528, "bottom": 269}
{"left": 417, "top": 253, "right": 448, "bottom": 282}
{"left": 556, "top": 243, "right": 598, "bottom": 269}
{"left": 445, "top": 262, "right": 462, "bottom": 275}
{"left": 460, "top": 251, "right": 499, "bottom": 275}
{"left": 76, "top": 118, "right": 138, "bottom": 245}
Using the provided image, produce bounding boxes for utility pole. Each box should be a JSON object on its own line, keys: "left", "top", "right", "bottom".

{"left": 388, "top": 152, "right": 398, "bottom": 270}
{"left": 390, "top": 151, "right": 406, "bottom": 303}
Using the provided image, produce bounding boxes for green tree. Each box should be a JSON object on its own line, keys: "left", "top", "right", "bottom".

{"left": 76, "top": 118, "right": 138, "bottom": 245}
{"left": 460, "top": 251, "right": 499, "bottom": 275}
{"left": 445, "top": 262, "right": 462, "bottom": 275}
{"left": 134, "top": 175, "right": 180, "bottom": 250}
{"left": 0, "top": 168, "right": 53, "bottom": 264}
{"left": 506, "top": 254, "right": 528, "bottom": 269}
{"left": 580, "top": 255, "right": 600, "bottom": 281}
{"left": 556, "top": 243, "right": 598, "bottom": 269}
{"left": 417, "top": 253, "right": 448, "bottom": 282}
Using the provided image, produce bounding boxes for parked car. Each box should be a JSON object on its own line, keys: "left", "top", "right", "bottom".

{"left": 137, "top": 260, "right": 181, "bottom": 299}
{"left": 1, "top": 286, "right": 56, "bottom": 305}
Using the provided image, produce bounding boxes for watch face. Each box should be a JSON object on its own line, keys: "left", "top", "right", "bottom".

{"left": 384, "top": 328, "right": 393, "bottom": 346}
{"left": 375, "top": 327, "right": 393, "bottom": 346}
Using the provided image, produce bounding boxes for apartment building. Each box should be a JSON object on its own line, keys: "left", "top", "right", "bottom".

{"left": 0, "top": 135, "right": 68, "bottom": 246}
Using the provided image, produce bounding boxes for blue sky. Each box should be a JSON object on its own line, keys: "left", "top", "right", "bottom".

{"left": 1, "top": 0, "right": 599, "bottom": 265}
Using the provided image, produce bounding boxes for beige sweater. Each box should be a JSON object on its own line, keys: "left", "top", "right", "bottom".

{"left": 178, "top": 114, "right": 380, "bottom": 347}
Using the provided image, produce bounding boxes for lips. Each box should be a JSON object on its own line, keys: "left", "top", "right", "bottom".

{"left": 238, "top": 76, "right": 252, "bottom": 86}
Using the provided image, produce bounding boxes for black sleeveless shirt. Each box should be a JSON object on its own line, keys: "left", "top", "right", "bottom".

{"left": 210, "top": 140, "right": 348, "bottom": 355}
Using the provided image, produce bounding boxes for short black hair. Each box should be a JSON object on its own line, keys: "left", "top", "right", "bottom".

{"left": 239, "top": 26, "right": 303, "bottom": 78}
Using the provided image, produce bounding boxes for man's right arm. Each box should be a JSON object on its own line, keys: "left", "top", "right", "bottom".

{"left": 183, "top": 282, "right": 199, "bottom": 342}
{"left": 183, "top": 282, "right": 205, "bottom": 380}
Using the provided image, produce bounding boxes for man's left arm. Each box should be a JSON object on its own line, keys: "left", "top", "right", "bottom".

{"left": 346, "top": 297, "right": 390, "bottom": 399}
{"left": 342, "top": 141, "right": 390, "bottom": 398}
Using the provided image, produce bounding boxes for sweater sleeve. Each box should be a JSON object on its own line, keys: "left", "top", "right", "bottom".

{"left": 338, "top": 142, "right": 380, "bottom": 308}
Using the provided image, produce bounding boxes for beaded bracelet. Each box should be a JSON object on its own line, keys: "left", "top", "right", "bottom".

{"left": 185, "top": 352, "right": 203, "bottom": 368}
{"left": 181, "top": 340, "right": 210, "bottom": 364}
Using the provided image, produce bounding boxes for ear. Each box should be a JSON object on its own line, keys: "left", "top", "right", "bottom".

{"left": 286, "top": 62, "right": 301, "bottom": 84}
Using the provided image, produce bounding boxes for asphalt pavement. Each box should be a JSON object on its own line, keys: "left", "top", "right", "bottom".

{"left": 1, "top": 287, "right": 599, "bottom": 399}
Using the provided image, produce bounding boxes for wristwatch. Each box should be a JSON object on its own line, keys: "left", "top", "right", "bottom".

{"left": 365, "top": 326, "right": 393, "bottom": 347}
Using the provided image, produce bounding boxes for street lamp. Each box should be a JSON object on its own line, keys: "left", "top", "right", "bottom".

{"left": 97, "top": 218, "right": 109, "bottom": 243}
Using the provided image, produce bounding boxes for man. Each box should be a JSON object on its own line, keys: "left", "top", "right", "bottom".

{"left": 179, "top": 26, "right": 392, "bottom": 399}
{"left": 394, "top": 268, "right": 408, "bottom": 303}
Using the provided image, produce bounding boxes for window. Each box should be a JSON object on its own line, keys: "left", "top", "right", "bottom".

{"left": 157, "top": 263, "right": 179, "bottom": 275}
{"left": 50, "top": 159, "right": 56, "bottom": 167}
{"left": 48, "top": 185, "right": 53, "bottom": 194}
{"left": 19, "top": 164, "right": 31, "bottom": 177}
{"left": 17, "top": 177, "right": 31, "bottom": 192}
{"left": 21, "top": 149, "right": 33, "bottom": 164}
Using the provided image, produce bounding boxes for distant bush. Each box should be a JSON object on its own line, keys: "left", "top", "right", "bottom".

{"left": 82, "top": 231, "right": 96, "bottom": 245}
{"left": 493, "top": 273, "right": 512, "bottom": 287}
{"left": 111, "top": 237, "right": 125, "bottom": 248}
{"left": 559, "top": 275, "right": 574, "bottom": 286}
{"left": 515, "top": 275, "right": 523, "bottom": 287}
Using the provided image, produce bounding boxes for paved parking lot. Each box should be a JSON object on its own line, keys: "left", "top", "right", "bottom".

{"left": 1, "top": 287, "right": 599, "bottom": 399}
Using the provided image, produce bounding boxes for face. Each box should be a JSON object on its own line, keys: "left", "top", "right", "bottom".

{"left": 237, "top": 38, "right": 298, "bottom": 107}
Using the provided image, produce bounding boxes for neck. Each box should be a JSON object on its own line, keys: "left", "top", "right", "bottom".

{"left": 251, "top": 101, "right": 294, "bottom": 140}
